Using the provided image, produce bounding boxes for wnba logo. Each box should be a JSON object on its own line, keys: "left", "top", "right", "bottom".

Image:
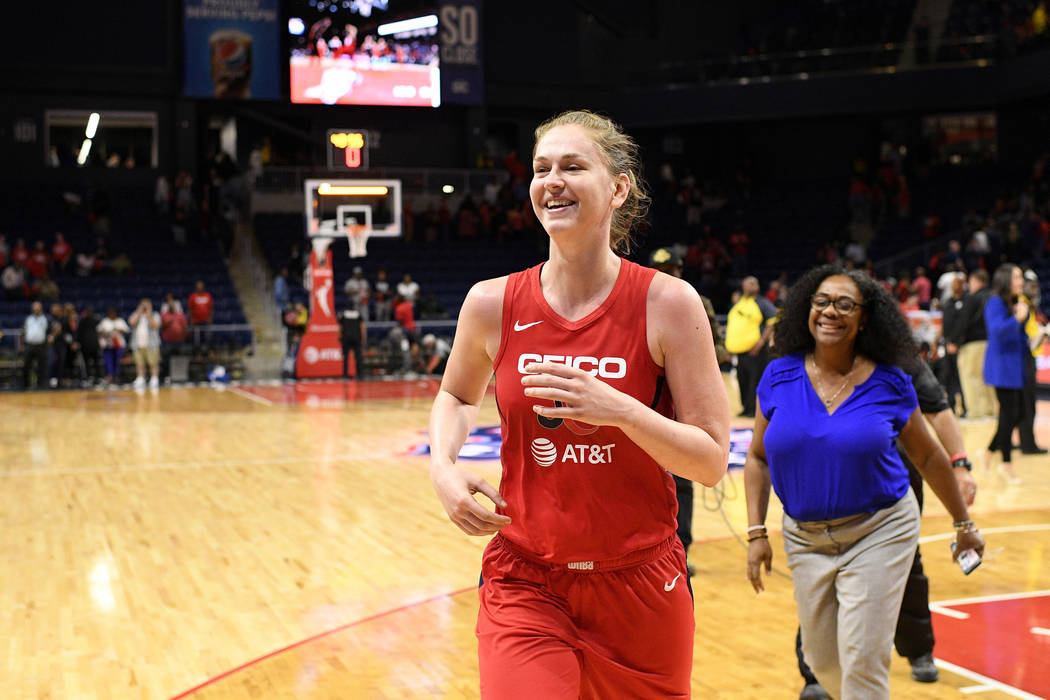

{"left": 530, "top": 438, "right": 558, "bottom": 467}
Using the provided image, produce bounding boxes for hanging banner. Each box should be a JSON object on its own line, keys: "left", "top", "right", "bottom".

{"left": 439, "top": 0, "right": 483, "bottom": 105}
{"left": 184, "top": 0, "right": 280, "bottom": 99}
{"left": 296, "top": 248, "right": 347, "bottom": 378}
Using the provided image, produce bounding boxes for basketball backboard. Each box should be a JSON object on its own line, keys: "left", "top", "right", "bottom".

{"left": 304, "top": 178, "right": 402, "bottom": 239}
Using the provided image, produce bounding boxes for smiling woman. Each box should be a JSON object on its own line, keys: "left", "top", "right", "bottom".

{"left": 427, "top": 109, "right": 729, "bottom": 698}
{"left": 745, "top": 263, "right": 985, "bottom": 700}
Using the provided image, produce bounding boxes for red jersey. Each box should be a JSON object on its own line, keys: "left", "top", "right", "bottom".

{"left": 492, "top": 260, "right": 677, "bottom": 564}
{"left": 52, "top": 241, "right": 72, "bottom": 264}
{"left": 27, "top": 251, "right": 50, "bottom": 279}
{"left": 188, "top": 291, "right": 214, "bottom": 323}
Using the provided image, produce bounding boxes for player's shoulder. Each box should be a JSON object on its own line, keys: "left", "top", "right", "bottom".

{"left": 646, "top": 270, "right": 701, "bottom": 308}
{"left": 460, "top": 276, "right": 509, "bottom": 324}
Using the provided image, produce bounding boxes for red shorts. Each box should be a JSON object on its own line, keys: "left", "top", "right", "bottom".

{"left": 476, "top": 534, "right": 694, "bottom": 699}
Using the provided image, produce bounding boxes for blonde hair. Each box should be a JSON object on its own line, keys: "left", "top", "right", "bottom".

{"left": 533, "top": 109, "right": 650, "bottom": 253}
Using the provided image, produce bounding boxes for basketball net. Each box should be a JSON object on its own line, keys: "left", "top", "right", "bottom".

{"left": 310, "top": 236, "right": 332, "bottom": 259}
{"left": 347, "top": 223, "right": 369, "bottom": 259}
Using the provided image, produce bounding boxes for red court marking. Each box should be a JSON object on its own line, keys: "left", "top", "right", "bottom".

{"left": 932, "top": 592, "right": 1050, "bottom": 697}
{"left": 169, "top": 585, "right": 477, "bottom": 700}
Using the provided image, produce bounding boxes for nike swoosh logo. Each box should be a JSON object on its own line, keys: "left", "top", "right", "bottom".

{"left": 514, "top": 320, "right": 543, "bottom": 331}
{"left": 664, "top": 572, "right": 682, "bottom": 592}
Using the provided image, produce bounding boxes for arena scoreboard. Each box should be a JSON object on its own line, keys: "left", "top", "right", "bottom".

{"left": 326, "top": 129, "right": 370, "bottom": 170}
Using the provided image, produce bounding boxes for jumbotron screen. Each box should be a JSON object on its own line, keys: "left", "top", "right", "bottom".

{"left": 288, "top": 0, "right": 440, "bottom": 107}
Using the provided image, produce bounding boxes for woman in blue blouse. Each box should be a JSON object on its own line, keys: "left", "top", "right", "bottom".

{"left": 983, "top": 263, "right": 1030, "bottom": 483}
{"left": 744, "top": 265, "right": 984, "bottom": 700}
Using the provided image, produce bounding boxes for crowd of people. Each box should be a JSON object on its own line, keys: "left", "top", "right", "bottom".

{"left": 19, "top": 281, "right": 217, "bottom": 390}
{"left": 422, "top": 109, "right": 1032, "bottom": 700}
{"left": 275, "top": 258, "right": 451, "bottom": 380}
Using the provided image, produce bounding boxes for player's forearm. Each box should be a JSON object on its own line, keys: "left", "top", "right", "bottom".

{"left": 429, "top": 389, "right": 480, "bottom": 467}
{"left": 618, "top": 399, "right": 728, "bottom": 486}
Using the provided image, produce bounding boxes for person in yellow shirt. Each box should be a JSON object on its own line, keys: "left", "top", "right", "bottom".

{"left": 1019, "top": 276, "right": 1048, "bottom": 454}
{"left": 726, "top": 275, "right": 777, "bottom": 417}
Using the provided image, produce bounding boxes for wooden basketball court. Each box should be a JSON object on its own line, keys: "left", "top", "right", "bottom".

{"left": 3, "top": 378, "right": 1048, "bottom": 699}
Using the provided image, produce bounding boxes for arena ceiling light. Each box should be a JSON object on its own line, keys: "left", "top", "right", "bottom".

{"left": 85, "top": 112, "right": 100, "bottom": 139}
{"left": 317, "top": 183, "right": 389, "bottom": 196}
{"left": 76, "top": 138, "right": 93, "bottom": 165}
{"left": 377, "top": 15, "right": 437, "bottom": 36}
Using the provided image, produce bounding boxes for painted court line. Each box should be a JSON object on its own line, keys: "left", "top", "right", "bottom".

{"left": 935, "top": 659, "right": 1044, "bottom": 700}
{"left": 168, "top": 585, "right": 478, "bottom": 700}
{"left": 1031, "top": 627, "right": 1050, "bottom": 636}
{"left": 225, "top": 385, "right": 275, "bottom": 406}
{"left": 931, "top": 589, "right": 1050, "bottom": 608}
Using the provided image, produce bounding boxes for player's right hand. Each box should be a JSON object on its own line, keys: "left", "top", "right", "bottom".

{"left": 430, "top": 462, "right": 511, "bottom": 536}
{"left": 746, "top": 537, "right": 773, "bottom": 593}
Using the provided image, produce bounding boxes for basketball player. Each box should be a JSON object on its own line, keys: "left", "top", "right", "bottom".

{"left": 429, "top": 110, "right": 730, "bottom": 698}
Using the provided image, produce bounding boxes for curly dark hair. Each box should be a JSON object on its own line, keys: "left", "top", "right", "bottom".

{"left": 773, "top": 264, "right": 918, "bottom": 369}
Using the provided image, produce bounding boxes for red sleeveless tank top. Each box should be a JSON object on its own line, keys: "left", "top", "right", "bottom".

{"left": 492, "top": 259, "right": 677, "bottom": 563}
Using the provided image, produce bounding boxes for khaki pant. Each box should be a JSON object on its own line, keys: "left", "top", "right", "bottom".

{"left": 784, "top": 490, "right": 920, "bottom": 700}
{"left": 958, "top": 341, "right": 996, "bottom": 417}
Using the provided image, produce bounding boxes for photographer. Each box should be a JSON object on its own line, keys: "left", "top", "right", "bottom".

{"left": 129, "top": 298, "right": 162, "bottom": 389}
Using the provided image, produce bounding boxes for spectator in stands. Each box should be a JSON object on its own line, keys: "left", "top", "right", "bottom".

{"left": 155, "top": 173, "right": 171, "bottom": 216}
{"left": 344, "top": 266, "right": 371, "bottom": 320}
{"left": 284, "top": 302, "right": 308, "bottom": 341}
{"left": 98, "top": 307, "right": 130, "bottom": 386}
{"left": 110, "top": 251, "right": 132, "bottom": 276}
{"left": 372, "top": 268, "right": 392, "bottom": 321}
{"left": 61, "top": 302, "right": 83, "bottom": 386}
{"left": 76, "top": 248, "right": 98, "bottom": 277}
{"left": 941, "top": 274, "right": 969, "bottom": 416}
{"left": 273, "top": 268, "right": 289, "bottom": 313}
{"left": 47, "top": 303, "right": 71, "bottom": 389}
{"left": 728, "top": 225, "right": 750, "bottom": 276}
{"left": 0, "top": 234, "right": 8, "bottom": 266}
{"left": 11, "top": 238, "right": 29, "bottom": 268}
{"left": 393, "top": 293, "right": 417, "bottom": 340}
{"left": 188, "top": 280, "right": 214, "bottom": 350}
{"left": 912, "top": 267, "right": 932, "bottom": 310}
{"left": 958, "top": 270, "right": 996, "bottom": 419}
{"left": 286, "top": 243, "right": 305, "bottom": 286}
{"left": 726, "top": 276, "right": 777, "bottom": 418}
{"left": 160, "top": 293, "right": 188, "bottom": 381}
{"left": 1019, "top": 273, "right": 1048, "bottom": 456}
{"left": 983, "top": 264, "right": 1032, "bottom": 482}
{"left": 33, "top": 274, "right": 60, "bottom": 303}
{"left": 51, "top": 233, "right": 73, "bottom": 274}
{"left": 397, "top": 272, "right": 420, "bottom": 306}
{"left": 338, "top": 303, "right": 366, "bottom": 380}
{"left": 2, "top": 261, "right": 28, "bottom": 300}
{"left": 26, "top": 240, "right": 50, "bottom": 279}
{"left": 22, "top": 301, "right": 49, "bottom": 390}
{"left": 129, "top": 298, "right": 162, "bottom": 389}
{"left": 78, "top": 306, "right": 102, "bottom": 385}
{"left": 418, "top": 333, "right": 451, "bottom": 375}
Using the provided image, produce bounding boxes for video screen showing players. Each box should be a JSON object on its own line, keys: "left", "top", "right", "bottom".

{"left": 288, "top": 0, "right": 440, "bottom": 107}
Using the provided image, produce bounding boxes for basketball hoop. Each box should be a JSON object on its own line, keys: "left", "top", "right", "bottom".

{"left": 347, "top": 224, "right": 370, "bottom": 258}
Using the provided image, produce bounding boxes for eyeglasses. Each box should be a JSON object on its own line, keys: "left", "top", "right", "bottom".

{"left": 811, "top": 294, "right": 864, "bottom": 314}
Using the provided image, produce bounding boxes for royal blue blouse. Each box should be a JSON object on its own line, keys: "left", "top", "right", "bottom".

{"left": 757, "top": 354, "right": 918, "bottom": 521}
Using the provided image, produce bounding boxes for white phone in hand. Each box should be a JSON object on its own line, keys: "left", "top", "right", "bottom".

{"left": 950, "top": 542, "right": 981, "bottom": 575}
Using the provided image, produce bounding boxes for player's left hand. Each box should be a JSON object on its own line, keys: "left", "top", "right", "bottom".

{"left": 953, "top": 466, "right": 977, "bottom": 506}
{"left": 521, "top": 362, "right": 635, "bottom": 428}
